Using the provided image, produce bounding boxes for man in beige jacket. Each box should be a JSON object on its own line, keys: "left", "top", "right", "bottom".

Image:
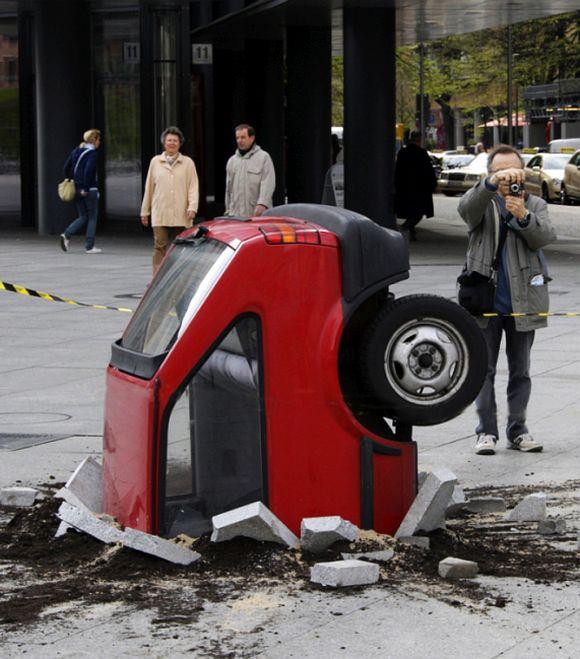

{"left": 225, "top": 124, "right": 275, "bottom": 217}
{"left": 141, "top": 126, "right": 199, "bottom": 273}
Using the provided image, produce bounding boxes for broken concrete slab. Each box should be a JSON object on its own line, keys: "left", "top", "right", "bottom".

{"left": 300, "top": 516, "right": 358, "bottom": 553}
{"left": 438, "top": 557, "right": 479, "bottom": 579}
{"left": 446, "top": 485, "right": 467, "bottom": 517}
{"left": 340, "top": 549, "right": 394, "bottom": 563}
{"left": 0, "top": 512, "right": 15, "bottom": 526}
{"left": 310, "top": 560, "right": 379, "bottom": 587}
{"left": 55, "top": 521, "right": 72, "bottom": 538}
{"left": 537, "top": 518, "right": 567, "bottom": 535}
{"left": 55, "top": 456, "right": 102, "bottom": 513}
{"left": 123, "top": 528, "right": 200, "bottom": 566}
{"left": 398, "top": 536, "right": 430, "bottom": 550}
{"left": 466, "top": 497, "right": 507, "bottom": 514}
{"left": 211, "top": 501, "right": 299, "bottom": 548}
{"left": 56, "top": 502, "right": 125, "bottom": 544}
{"left": 395, "top": 468, "right": 457, "bottom": 537}
{"left": 0, "top": 486, "right": 38, "bottom": 507}
{"left": 507, "top": 492, "right": 547, "bottom": 522}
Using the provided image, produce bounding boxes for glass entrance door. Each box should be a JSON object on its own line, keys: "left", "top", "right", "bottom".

{"left": 0, "top": 15, "right": 20, "bottom": 222}
{"left": 93, "top": 9, "right": 141, "bottom": 221}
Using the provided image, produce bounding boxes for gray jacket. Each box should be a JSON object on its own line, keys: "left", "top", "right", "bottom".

{"left": 225, "top": 144, "right": 275, "bottom": 216}
{"left": 458, "top": 180, "right": 557, "bottom": 331}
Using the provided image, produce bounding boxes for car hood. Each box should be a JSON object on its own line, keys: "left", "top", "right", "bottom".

{"left": 543, "top": 168, "right": 565, "bottom": 179}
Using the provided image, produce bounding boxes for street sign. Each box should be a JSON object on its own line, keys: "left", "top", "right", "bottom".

{"left": 192, "top": 44, "right": 213, "bottom": 65}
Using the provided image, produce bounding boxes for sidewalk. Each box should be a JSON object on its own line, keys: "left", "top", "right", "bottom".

{"left": 0, "top": 207, "right": 579, "bottom": 657}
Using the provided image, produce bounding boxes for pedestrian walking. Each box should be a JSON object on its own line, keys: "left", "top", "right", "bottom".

{"left": 59, "top": 129, "right": 102, "bottom": 254}
{"left": 225, "top": 124, "right": 275, "bottom": 217}
{"left": 140, "top": 126, "right": 199, "bottom": 274}
{"left": 394, "top": 130, "right": 437, "bottom": 241}
{"left": 458, "top": 144, "right": 556, "bottom": 456}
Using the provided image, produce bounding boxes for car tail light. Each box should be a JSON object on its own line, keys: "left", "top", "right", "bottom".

{"left": 259, "top": 223, "right": 321, "bottom": 245}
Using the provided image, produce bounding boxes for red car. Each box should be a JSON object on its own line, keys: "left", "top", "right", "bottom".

{"left": 103, "top": 204, "right": 486, "bottom": 537}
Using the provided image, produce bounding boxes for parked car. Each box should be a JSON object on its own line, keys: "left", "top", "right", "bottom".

{"left": 562, "top": 149, "right": 580, "bottom": 204}
{"left": 548, "top": 138, "right": 580, "bottom": 154}
{"left": 524, "top": 153, "right": 570, "bottom": 202}
{"left": 102, "top": 205, "right": 487, "bottom": 538}
{"left": 438, "top": 152, "right": 488, "bottom": 196}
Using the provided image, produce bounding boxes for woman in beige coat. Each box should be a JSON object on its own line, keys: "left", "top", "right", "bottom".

{"left": 140, "top": 126, "right": 199, "bottom": 273}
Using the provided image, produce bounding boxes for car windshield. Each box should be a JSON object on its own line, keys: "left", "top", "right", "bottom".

{"left": 542, "top": 155, "right": 570, "bottom": 169}
{"left": 121, "top": 238, "right": 234, "bottom": 356}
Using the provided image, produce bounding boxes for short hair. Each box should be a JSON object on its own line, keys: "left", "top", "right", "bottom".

{"left": 83, "top": 129, "right": 101, "bottom": 144}
{"left": 487, "top": 144, "right": 524, "bottom": 172}
{"left": 160, "top": 126, "right": 185, "bottom": 146}
{"left": 235, "top": 123, "right": 255, "bottom": 137}
{"left": 409, "top": 130, "right": 422, "bottom": 142}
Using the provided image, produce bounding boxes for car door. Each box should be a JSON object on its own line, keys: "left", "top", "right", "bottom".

{"left": 566, "top": 152, "right": 580, "bottom": 198}
{"left": 525, "top": 156, "right": 541, "bottom": 195}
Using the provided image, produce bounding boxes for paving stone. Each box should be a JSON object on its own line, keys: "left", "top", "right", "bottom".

{"left": 56, "top": 502, "right": 125, "bottom": 544}
{"left": 438, "top": 557, "right": 479, "bottom": 579}
{"left": 446, "top": 485, "right": 467, "bottom": 517}
{"left": 340, "top": 549, "right": 394, "bottom": 563}
{"left": 301, "top": 516, "right": 358, "bottom": 553}
{"left": 537, "top": 518, "right": 567, "bottom": 535}
{"left": 55, "top": 456, "right": 102, "bottom": 513}
{"left": 211, "top": 501, "right": 299, "bottom": 548}
{"left": 310, "top": 560, "right": 379, "bottom": 587}
{"left": 466, "top": 497, "right": 507, "bottom": 514}
{"left": 0, "top": 486, "right": 38, "bottom": 507}
{"left": 507, "top": 492, "right": 547, "bottom": 522}
{"left": 123, "top": 528, "right": 200, "bottom": 566}
{"left": 398, "top": 536, "right": 430, "bottom": 550}
{"left": 395, "top": 468, "right": 457, "bottom": 537}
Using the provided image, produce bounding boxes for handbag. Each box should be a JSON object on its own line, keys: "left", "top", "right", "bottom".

{"left": 457, "top": 217, "right": 509, "bottom": 315}
{"left": 57, "top": 148, "right": 90, "bottom": 202}
{"left": 58, "top": 179, "right": 76, "bottom": 202}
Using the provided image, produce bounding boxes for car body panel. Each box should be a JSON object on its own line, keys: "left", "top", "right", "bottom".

{"left": 563, "top": 149, "right": 580, "bottom": 199}
{"left": 524, "top": 153, "right": 570, "bottom": 201}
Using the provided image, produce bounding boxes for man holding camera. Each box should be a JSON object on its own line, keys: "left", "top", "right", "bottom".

{"left": 458, "top": 144, "right": 556, "bottom": 456}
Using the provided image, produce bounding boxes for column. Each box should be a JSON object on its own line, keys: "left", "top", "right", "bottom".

{"left": 343, "top": 7, "right": 396, "bottom": 227}
{"left": 286, "top": 26, "right": 331, "bottom": 203}
{"left": 245, "top": 39, "right": 285, "bottom": 206}
{"left": 35, "top": 0, "right": 91, "bottom": 234}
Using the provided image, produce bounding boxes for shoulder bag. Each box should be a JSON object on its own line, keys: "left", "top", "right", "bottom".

{"left": 457, "top": 218, "right": 508, "bottom": 315}
{"left": 58, "top": 148, "right": 90, "bottom": 202}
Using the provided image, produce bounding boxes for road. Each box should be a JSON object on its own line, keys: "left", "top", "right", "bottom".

{"left": 431, "top": 193, "right": 580, "bottom": 241}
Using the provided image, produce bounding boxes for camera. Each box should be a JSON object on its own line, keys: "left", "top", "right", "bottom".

{"left": 508, "top": 182, "right": 523, "bottom": 196}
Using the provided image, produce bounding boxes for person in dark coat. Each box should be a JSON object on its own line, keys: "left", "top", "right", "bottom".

{"left": 394, "top": 130, "right": 437, "bottom": 241}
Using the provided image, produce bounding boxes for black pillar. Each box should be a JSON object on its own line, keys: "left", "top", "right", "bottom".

{"left": 245, "top": 39, "right": 284, "bottom": 206}
{"left": 286, "top": 26, "right": 331, "bottom": 204}
{"left": 343, "top": 7, "right": 396, "bottom": 227}
{"left": 35, "top": 0, "right": 92, "bottom": 234}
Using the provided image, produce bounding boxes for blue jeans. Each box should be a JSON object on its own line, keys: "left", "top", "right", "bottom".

{"left": 64, "top": 190, "right": 99, "bottom": 250}
{"left": 475, "top": 317, "right": 535, "bottom": 441}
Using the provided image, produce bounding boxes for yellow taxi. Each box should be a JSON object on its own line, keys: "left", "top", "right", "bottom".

{"left": 562, "top": 149, "right": 580, "bottom": 204}
{"left": 524, "top": 153, "right": 571, "bottom": 202}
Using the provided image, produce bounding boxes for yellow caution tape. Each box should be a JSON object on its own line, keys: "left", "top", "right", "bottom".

{"left": 481, "top": 311, "right": 579, "bottom": 318}
{"left": 0, "top": 281, "right": 133, "bottom": 313}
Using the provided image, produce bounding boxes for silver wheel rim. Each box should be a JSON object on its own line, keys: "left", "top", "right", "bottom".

{"left": 383, "top": 317, "right": 469, "bottom": 406}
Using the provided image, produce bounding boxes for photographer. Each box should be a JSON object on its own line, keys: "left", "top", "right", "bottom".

{"left": 458, "top": 144, "right": 556, "bottom": 456}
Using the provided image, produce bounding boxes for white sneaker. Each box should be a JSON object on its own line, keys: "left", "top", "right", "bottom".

{"left": 475, "top": 434, "right": 497, "bottom": 455}
{"left": 59, "top": 234, "right": 69, "bottom": 252}
{"left": 85, "top": 247, "right": 102, "bottom": 254}
{"left": 508, "top": 434, "right": 543, "bottom": 453}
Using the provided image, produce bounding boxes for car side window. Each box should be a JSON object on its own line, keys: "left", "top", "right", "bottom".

{"left": 528, "top": 157, "right": 539, "bottom": 168}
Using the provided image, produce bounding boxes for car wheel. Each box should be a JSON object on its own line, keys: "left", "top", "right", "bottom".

{"left": 542, "top": 184, "right": 550, "bottom": 202}
{"left": 442, "top": 192, "right": 458, "bottom": 197}
{"left": 358, "top": 295, "right": 488, "bottom": 426}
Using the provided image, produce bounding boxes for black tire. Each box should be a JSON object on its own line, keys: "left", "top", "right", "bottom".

{"left": 542, "top": 184, "right": 550, "bottom": 202}
{"left": 561, "top": 185, "right": 572, "bottom": 205}
{"left": 358, "top": 294, "right": 488, "bottom": 426}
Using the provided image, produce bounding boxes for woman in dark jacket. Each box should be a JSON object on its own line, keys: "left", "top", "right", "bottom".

{"left": 394, "top": 130, "right": 437, "bottom": 241}
{"left": 59, "top": 129, "right": 102, "bottom": 254}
